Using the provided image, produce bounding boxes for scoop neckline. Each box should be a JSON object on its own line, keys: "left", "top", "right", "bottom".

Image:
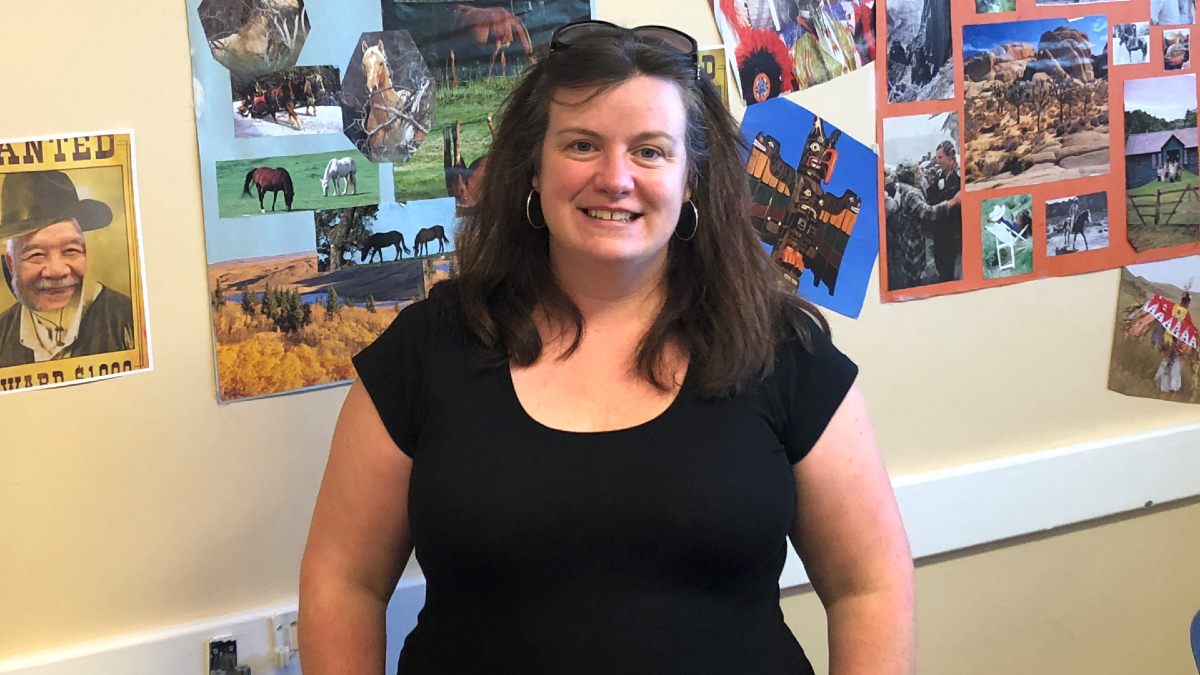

{"left": 503, "top": 362, "right": 691, "bottom": 436}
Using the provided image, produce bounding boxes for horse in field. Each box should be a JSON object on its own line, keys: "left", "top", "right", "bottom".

{"left": 242, "top": 167, "right": 294, "bottom": 212}
{"left": 321, "top": 157, "right": 358, "bottom": 196}
{"left": 361, "top": 230, "right": 410, "bottom": 263}
{"left": 444, "top": 120, "right": 488, "bottom": 215}
{"left": 452, "top": 5, "right": 536, "bottom": 79}
{"left": 413, "top": 225, "right": 449, "bottom": 257}
{"left": 361, "top": 39, "right": 430, "bottom": 161}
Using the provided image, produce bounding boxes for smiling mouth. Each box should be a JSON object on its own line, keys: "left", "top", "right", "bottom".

{"left": 582, "top": 208, "right": 641, "bottom": 222}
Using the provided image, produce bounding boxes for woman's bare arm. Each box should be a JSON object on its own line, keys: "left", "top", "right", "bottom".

{"left": 299, "top": 380, "right": 414, "bottom": 675}
{"left": 789, "top": 385, "right": 915, "bottom": 675}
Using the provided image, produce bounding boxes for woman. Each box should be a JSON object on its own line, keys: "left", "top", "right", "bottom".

{"left": 300, "top": 20, "right": 913, "bottom": 674}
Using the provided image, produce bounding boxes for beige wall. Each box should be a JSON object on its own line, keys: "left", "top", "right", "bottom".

{"left": 784, "top": 499, "right": 1200, "bottom": 674}
{"left": 1, "top": 0, "right": 1197, "bottom": 670}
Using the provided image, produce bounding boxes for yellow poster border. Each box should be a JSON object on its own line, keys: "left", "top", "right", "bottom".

{"left": 0, "top": 131, "right": 151, "bottom": 395}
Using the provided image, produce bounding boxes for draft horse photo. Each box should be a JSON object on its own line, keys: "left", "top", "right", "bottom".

{"left": 242, "top": 166, "right": 295, "bottom": 212}
{"left": 237, "top": 79, "right": 304, "bottom": 130}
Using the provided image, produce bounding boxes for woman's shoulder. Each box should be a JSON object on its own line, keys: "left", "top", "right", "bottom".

{"left": 776, "top": 300, "right": 830, "bottom": 351}
{"left": 768, "top": 300, "right": 854, "bottom": 383}
{"left": 392, "top": 283, "right": 467, "bottom": 329}
{"left": 363, "top": 289, "right": 461, "bottom": 358}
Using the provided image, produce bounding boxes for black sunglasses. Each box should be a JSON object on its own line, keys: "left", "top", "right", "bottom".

{"left": 549, "top": 20, "right": 700, "bottom": 78}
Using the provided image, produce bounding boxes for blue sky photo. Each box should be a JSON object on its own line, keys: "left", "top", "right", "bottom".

{"left": 963, "top": 16, "right": 1108, "bottom": 61}
{"left": 1125, "top": 73, "right": 1197, "bottom": 121}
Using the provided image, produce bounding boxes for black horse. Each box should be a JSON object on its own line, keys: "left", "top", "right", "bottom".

{"left": 242, "top": 167, "right": 294, "bottom": 212}
{"left": 361, "top": 231, "right": 410, "bottom": 263}
{"left": 1116, "top": 24, "right": 1148, "bottom": 62}
{"left": 413, "top": 225, "right": 449, "bottom": 257}
{"left": 1064, "top": 209, "right": 1091, "bottom": 252}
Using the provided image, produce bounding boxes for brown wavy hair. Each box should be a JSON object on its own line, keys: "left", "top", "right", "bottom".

{"left": 437, "top": 26, "right": 828, "bottom": 397}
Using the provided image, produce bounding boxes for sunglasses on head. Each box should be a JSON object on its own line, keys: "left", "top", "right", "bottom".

{"left": 549, "top": 20, "right": 700, "bottom": 79}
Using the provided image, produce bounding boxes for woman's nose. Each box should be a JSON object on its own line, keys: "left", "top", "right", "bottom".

{"left": 594, "top": 152, "right": 634, "bottom": 196}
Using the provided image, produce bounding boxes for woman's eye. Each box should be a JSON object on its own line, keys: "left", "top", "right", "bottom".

{"left": 637, "top": 147, "right": 664, "bottom": 159}
{"left": 570, "top": 141, "right": 594, "bottom": 152}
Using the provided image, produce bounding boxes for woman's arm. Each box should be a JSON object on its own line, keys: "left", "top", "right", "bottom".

{"left": 299, "top": 380, "right": 414, "bottom": 675}
{"left": 789, "top": 385, "right": 915, "bottom": 675}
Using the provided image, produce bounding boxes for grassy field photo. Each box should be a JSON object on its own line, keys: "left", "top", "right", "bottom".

{"left": 1123, "top": 73, "right": 1200, "bottom": 251}
{"left": 215, "top": 150, "right": 380, "bottom": 218}
{"left": 1126, "top": 172, "right": 1200, "bottom": 250}
{"left": 380, "top": 0, "right": 590, "bottom": 203}
{"left": 393, "top": 75, "right": 510, "bottom": 202}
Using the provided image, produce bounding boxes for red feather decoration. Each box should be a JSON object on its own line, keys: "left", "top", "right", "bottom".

{"left": 717, "top": 0, "right": 749, "bottom": 28}
{"left": 736, "top": 29, "right": 796, "bottom": 94}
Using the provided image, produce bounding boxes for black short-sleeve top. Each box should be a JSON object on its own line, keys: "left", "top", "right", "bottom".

{"left": 352, "top": 296, "right": 858, "bottom": 674}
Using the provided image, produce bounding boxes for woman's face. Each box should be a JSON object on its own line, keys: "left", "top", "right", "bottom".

{"left": 533, "top": 75, "right": 691, "bottom": 275}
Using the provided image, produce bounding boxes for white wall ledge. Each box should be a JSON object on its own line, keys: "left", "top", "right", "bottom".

{"left": 4, "top": 422, "right": 1198, "bottom": 674}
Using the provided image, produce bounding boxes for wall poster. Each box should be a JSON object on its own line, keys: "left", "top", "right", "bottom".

{"left": 0, "top": 132, "right": 151, "bottom": 395}
{"left": 876, "top": 0, "right": 1200, "bottom": 303}
{"left": 1110, "top": 254, "right": 1200, "bottom": 402}
{"left": 714, "top": 0, "right": 877, "bottom": 106}
{"left": 741, "top": 98, "right": 880, "bottom": 317}
{"left": 186, "top": 0, "right": 591, "bottom": 402}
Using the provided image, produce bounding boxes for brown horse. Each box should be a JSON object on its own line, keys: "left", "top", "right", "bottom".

{"left": 413, "top": 225, "right": 449, "bottom": 257}
{"left": 452, "top": 5, "right": 536, "bottom": 79}
{"left": 242, "top": 167, "right": 295, "bottom": 212}
{"left": 237, "top": 80, "right": 303, "bottom": 129}
{"left": 361, "top": 39, "right": 430, "bottom": 161}
{"left": 444, "top": 120, "right": 488, "bottom": 215}
{"left": 303, "top": 78, "right": 316, "bottom": 116}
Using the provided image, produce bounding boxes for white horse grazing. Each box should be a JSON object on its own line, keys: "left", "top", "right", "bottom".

{"left": 321, "top": 156, "right": 358, "bottom": 196}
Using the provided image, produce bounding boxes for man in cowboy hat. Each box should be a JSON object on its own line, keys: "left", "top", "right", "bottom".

{"left": 0, "top": 170, "right": 134, "bottom": 367}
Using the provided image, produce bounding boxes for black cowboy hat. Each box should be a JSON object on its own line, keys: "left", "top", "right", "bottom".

{"left": 0, "top": 170, "right": 112, "bottom": 242}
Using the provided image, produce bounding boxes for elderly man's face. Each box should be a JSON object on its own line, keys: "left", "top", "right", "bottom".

{"left": 4, "top": 219, "right": 87, "bottom": 312}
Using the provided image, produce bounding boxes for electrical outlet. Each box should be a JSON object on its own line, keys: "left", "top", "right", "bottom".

{"left": 270, "top": 610, "right": 299, "bottom": 667}
{"left": 207, "top": 636, "right": 237, "bottom": 675}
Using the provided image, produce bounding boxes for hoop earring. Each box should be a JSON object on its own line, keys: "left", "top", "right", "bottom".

{"left": 526, "top": 190, "right": 545, "bottom": 229}
{"left": 675, "top": 200, "right": 699, "bottom": 241}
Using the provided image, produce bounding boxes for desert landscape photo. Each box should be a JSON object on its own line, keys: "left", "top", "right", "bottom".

{"left": 962, "top": 16, "right": 1110, "bottom": 191}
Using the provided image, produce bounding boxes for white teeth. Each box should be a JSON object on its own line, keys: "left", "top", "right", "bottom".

{"left": 586, "top": 209, "right": 634, "bottom": 222}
